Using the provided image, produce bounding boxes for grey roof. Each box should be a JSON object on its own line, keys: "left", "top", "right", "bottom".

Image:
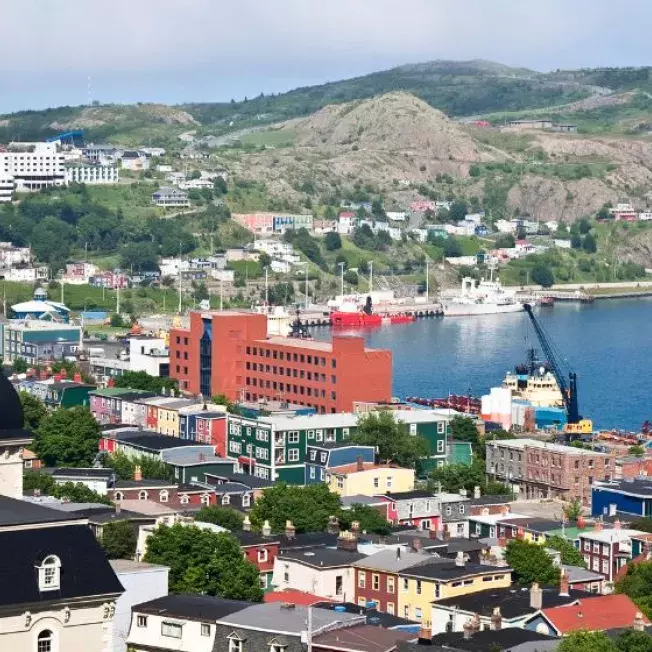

{"left": 431, "top": 628, "right": 559, "bottom": 652}
{"left": 52, "top": 467, "right": 114, "bottom": 479}
{"left": 594, "top": 479, "right": 652, "bottom": 497}
{"left": 353, "top": 548, "right": 435, "bottom": 573}
{"left": 0, "top": 495, "right": 79, "bottom": 527}
{"left": 341, "top": 495, "right": 389, "bottom": 509}
{"left": 110, "top": 560, "right": 169, "bottom": 575}
{"left": 135, "top": 594, "right": 251, "bottom": 622}
{"left": 383, "top": 490, "right": 435, "bottom": 501}
{"left": 161, "top": 448, "right": 233, "bottom": 467}
{"left": 217, "top": 603, "right": 364, "bottom": 634}
{"left": 403, "top": 561, "right": 507, "bottom": 581}
{"left": 115, "top": 479, "right": 176, "bottom": 489}
{"left": 278, "top": 548, "right": 366, "bottom": 568}
{"left": 561, "top": 564, "right": 605, "bottom": 584}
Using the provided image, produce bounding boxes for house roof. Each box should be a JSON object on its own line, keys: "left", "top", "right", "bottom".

{"left": 134, "top": 594, "right": 252, "bottom": 621}
{"left": 402, "top": 561, "right": 505, "bottom": 582}
{"left": 539, "top": 594, "right": 649, "bottom": 634}
{"left": 594, "top": 479, "right": 652, "bottom": 498}
{"left": 278, "top": 547, "right": 366, "bottom": 568}
{"left": 264, "top": 590, "right": 326, "bottom": 607}
{"left": 431, "top": 628, "right": 559, "bottom": 652}
{"left": 434, "top": 586, "right": 586, "bottom": 620}
{"left": 561, "top": 564, "right": 605, "bottom": 585}
{"left": 329, "top": 462, "right": 397, "bottom": 475}
{"left": 312, "top": 625, "right": 414, "bottom": 652}
{"left": 381, "top": 490, "right": 435, "bottom": 501}
{"left": 501, "top": 517, "right": 565, "bottom": 533}
{"left": 52, "top": 467, "right": 114, "bottom": 479}
{"left": 217, "top": 603, "right": 364, "bottom": 635}
{"left": 110, "top": 559, "right": 169, "bottom": 575}
{"left": 352, "top": 548, "right": 434, "bottom": 573}
{"left": 0, "top": 495, "right": 76, "bottom": 527}
{"left": 312, "top": 601, "right": 416, "bottom": 628}
{"left": 112, "top": 433, "right": 201, "bottom": 451}
{"left": 115, "top": 479, "right": 176, "bottom": 489}
{"left": 232, "top": 531, "right": 281, "bottom": 546}
{"left": 0, "top": 524, "right": 123, "bottom": 607}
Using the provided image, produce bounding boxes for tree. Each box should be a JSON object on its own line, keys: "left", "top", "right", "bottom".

{"left": 570, "top": 233, "right": 583, "bottom": 249}
{"left": 144, "top": 524, "right": 263, "bottom": 601}
{"left": 19, "top": 392, "right": 47, "bottom": 431}
{"left": 546, "top": 535, "right": 587, "bottom": 568}
{"left": 343, "top": 270, "right": 358, "bottom": 286}
{"left": 12, "top": 357, "right": 28, "bottom": 374}
{"left": 101, "top": 521, "right": 137, "bottom": 559}
{"left": 615, "top": 629, "right": 652, "bottom": 652}
{"left": 557, "top": 631, "right": 617, "bottom": 652}
{"left": 449, "top": 201, "right": 468, "bottom": 222}
{"left": 630, "top": 445, "right": 645, "bottom": 457}
{"left": 250, "top": 483, "right": 342, "bottom": 534}
{"left": 563, "top": 499, "right": 583, "bottom": 522}
{"left": 324, "top": 232, "right": 342, "bottom": 251}
{"left": 104, "top": 452, "right": 175, "bottom": 482}
{"left": 213, "top": 176, "right": 228, "bottom": 195}
{"left": 33, "top": 407, "right": 101, "bottom": 467}
{"left": 450, "top": 416, "right": 481, "bottom": 448}
{"left": 578, "top": 218, "right": 592, "bottom": 235}
{"left": 340, "top": 504, "right": 391, "bottom": 535}
{"left": 351, "top": 411, "right": 428, "bottom": 467}
{"left": 629, "top": 519, "right": 652, "bottom": 534}
{"left": 23, "top": 472, "right": 111, "bottom": 504}
{"left": 583, "top": 233, "right": 598, "bottom": 253}
{"left": 195, "top": 506, "right": 244, "bottom": 531}
{"left": 110, "top": 313, "right": 126, "bottom": 328}
{"left": 505, "top": 539, "right": 560, "bottom": 586}
{"left": 531, "top": 264, "right": 554, "bottom": 288}
{"left": 114, "top": 371, "right": 178, "bottom": 394}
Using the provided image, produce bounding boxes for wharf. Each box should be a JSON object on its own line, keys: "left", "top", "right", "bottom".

{"left": 300, "top": 302, "right": 444, "bottom": 326}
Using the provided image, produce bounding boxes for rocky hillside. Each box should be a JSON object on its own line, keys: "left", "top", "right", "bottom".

{"left": 220, "top": 92, "right": 652, "bottom": 221}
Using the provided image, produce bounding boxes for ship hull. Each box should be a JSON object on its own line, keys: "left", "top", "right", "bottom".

{"left": 442, "top": 302, "right": 524, "bottom": 316}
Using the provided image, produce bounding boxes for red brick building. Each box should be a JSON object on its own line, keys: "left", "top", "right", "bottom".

{"left": 170, "top": 311, "right": 392, "bottom": 413}
{"left": 110, "top": 475, "right": 218, "bottom": 508}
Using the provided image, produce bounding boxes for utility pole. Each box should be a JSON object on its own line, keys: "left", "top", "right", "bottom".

{"left": 61, "top": 280, "right": 65, "bottom": 306}
{"left": 265, "top": 268, "right": 269, "bottom": 305}
{"left": 369, "top": 261, "right": 373, "bottom": 293}
{"left": 306, "top": 606, "right": 313, "bottom": 652}
{"left": 338, "top": 262, "right": 345, "bottom": 301}
{"left": 305, "top": 268, "right": 309, "bottom": 309}
{"left": 116, "top": 281, "right": 120, "bottom": 314}
{"left": 220, "top": 278, "right": 224, "bottom": 311}
{"left": 426, "top": 261, "right": 429, "bottom": 302}
{"left": 177, "top": 242, "right": 182, "bottom": 313}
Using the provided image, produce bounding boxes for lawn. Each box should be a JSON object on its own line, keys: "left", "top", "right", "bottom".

{"left": 240, "top": 127, "right": 296, "bottom": 148}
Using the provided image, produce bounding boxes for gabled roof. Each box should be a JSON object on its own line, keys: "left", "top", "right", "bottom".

{"left": 431, "top": 628, "right": 558, "bottom": 652}
{"left": 0, "top": 524, "right": 123, "bottom": 606}
{"left": 352, "top": 548, "right": 434, "bottom": 573}
{"left": 52, "top": 467, "right": 114, "bottom": 479}
{"left": 134, "top": 594, "right": 251, "bottom": 622}
{"left": 264, "top": 590, "right": 326, "bottom": 607}
{"left": 312, "top": 625, "right": 414, "bottom": 652}
{"left": 0, "top": 495, "right": 75, "bottom": 527}
{"left": 536, "top": 594, "right": 649, "bottom": 635}
{"left": 278, "top": 547, "right": 365, "bottom": 568}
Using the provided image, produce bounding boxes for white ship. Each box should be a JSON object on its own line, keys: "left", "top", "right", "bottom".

{"left": 441, "top": 269, "right": 524, "bottom": 317}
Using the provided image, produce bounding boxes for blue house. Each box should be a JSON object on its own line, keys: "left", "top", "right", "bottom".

{"left": 305, "top": 442, "right": 375, "bottom": 484}
{"left": 591, "top": 479, "right": 652, "bottom": 518}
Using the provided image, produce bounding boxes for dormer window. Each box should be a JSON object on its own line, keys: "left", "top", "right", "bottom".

{"left": 38, "top": 556, "right": 61, "bottom": 592}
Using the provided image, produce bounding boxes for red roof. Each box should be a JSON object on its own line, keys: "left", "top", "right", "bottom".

{"left": 329, "top": 462, "right": 399, "bottom": 475}
{"left": 541, "top": 594, "right": 648, "bottom": 634}
{"left": 264, "top": 590, "right": 330, "bottom": 606}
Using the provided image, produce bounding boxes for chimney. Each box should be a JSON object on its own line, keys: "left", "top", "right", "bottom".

{"left": 337, "top": 530, "right": 358, "bottom": 552}
{"left": 530, "top": 582, "right": 543, "bottom": 610}
{"left": 133, "top": 465, "right": 142, "bottom": 482}
{"left": 418, "top": 621, "right": 432, "bottom": 644}
{"left": 350, "top": 520, "right": 360, "bottom": 536}
{"left": 634, "top": 612, "right": 646, "bottom": 632}
{"left": 490, "top": 607, "right": 502, "bottom": 631}
{"left": 412, "top": 537, "right": 423, "bottom": 553}
{"left": 559, "top": 568, "right": 569, "bottom": 596}
{"left": 285, "top": 520, "right": 296, "bottom": 540}
{"left": 356, "top": 456, "right": 365, "bottom": 472}
{"left": 443, "top": 527, "right": 451, "bottom": 542}
{"left": 243, "top": 515, "right": 251, "bottom": 532}
{"left": 262, "top": 520, "right": 272, "bottom": 537}
{"left": 73, "top": 372, "right": 82, "bottom": 383}
{"left": 459, "top": 488, "right": 467, "bottom": 497}
{"left": 396, "top": 547, "right": 402, "bottom": 560}
{"left": 327, "top": 515, "right": 340, "bottom": 535}
{"left": 577, "top": 515, "right": 586, "bottom": 529}
{"left": 455, "top": 551, "right": 465, "bottom": 567}
{"left": 463, "top": 620, "right": 473, "bottom": 640}
{"left": 594, "top": 521, "right": 603, "bottom": 532}
{"left": 473, "top": 485, "right": 481, "bottom": 499}
{"left": 614, "top": 519, "right": 622, "bottom": 530}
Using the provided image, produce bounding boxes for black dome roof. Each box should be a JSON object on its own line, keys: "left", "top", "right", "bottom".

{"left": 0, "top": 372, "right": 27, "bottom": 433}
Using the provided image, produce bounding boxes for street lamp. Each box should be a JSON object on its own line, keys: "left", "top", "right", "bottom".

{"left": 369, "top": 261, "right": 373, "bottom": 293}
{"left": 337, "top": 262, "right": 345, "bottom": 301}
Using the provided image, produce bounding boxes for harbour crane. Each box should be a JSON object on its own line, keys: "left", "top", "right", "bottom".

{"left": 523, "top": 304, "right": 592, "bottom": 435}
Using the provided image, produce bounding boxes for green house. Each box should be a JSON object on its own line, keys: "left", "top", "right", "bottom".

{"left": 19, "top": 380, "right": 95, "bottom": 409}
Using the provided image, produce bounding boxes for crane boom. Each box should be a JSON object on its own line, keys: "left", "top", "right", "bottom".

{"left": 523, "top": 304, "right": 580, "bottom": 424}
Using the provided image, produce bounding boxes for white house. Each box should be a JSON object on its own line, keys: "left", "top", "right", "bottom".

{"left": 66, "top": 165, "right": 119, "bottom": 185}
{"left": 386, "top": 211, "right": 407, "bottom": 221}
{"left": 152, "top": 187, "right": 190, "bottom": 208}
{"left": 253, "top": 240, "right": 294, "bottom": 257}
{"left": 338, "top": 212, "right": 358, "bottom": 235}
{"left": 120, "top": 151, "right": 150, "bottom": 171}
{"left": 0, "top": 142, "right": 66, "bottom": 191}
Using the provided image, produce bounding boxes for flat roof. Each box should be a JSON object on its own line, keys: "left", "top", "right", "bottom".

{"left": 403, "top": 561, "right": 506, "bottom": 581}
{"left": 135, "top": 594, "right": 252, "bottom": 622}
{"left": 578, "top": 527, "right": 644, "bottom": 543}
{"left": 110, "top": 559, "right": 169, "bottom": 575}
{"left": 258, "top": 412, "right": 358, "bottom": 431}
{"left": 353, "top": 548, "right": 435, "bottom": 573}
{"left": 594, "top": 479, "right": 652, "bottom": 497}
{"left": 115, "top": 433, "right": 203, "bottom": 451}
{"left": 0, "top": 495, "right": 81, "bottom": 527}
{"left": 278, "top": 548, "right": 366, "bottom": 568}
{"left": 487, "top": 438, "right": 608, "bottom": 456}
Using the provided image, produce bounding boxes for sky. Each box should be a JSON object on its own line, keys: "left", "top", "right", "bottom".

{"left": 1, "top": 0, "right": 650, "bottom": 113}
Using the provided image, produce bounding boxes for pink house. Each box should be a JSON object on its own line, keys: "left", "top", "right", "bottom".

{"left": 232, "top": 213, "right": 275, "bottom": 234}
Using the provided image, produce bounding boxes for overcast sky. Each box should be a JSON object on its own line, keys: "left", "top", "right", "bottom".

{"left": 1, "top": 0, "right": 649, "bottom": 113}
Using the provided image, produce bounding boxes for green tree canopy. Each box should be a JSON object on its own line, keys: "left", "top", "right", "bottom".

{"left": 195, "top": 506, "right": 245, "bottom": 531}
{"left": 19, "top": 392, "right": 47, "bottom": 431}
{"left": 546, "top": 535, "right": 587, "bottom": 568}
{"left": 33, "top": 406, "right": 101, "bottom": 467}
{"left": 324, "top": 232, "right": 342, "bottom": 251}
{"left": 104, "top": 452, "right": 174, "bottom": 482}
{"left": 340, "top": 504, "right": 391, "bottom": 535}
{"left": 531, "top": 264, "right": 555, "bottom": 288}
{"left": 249, "top": 483, "right": 342, "bottom": 534}
{"left": 23, "top": 471, "right": 112, "bottom": 504}
{"left": 505, "top": 539, "right": 560, "bottom": 586}
{"left": 113, "top": 371, "right": 178, "bottom": 393}
{"left": 616, "top": 560, "right": 652, "bottom": 620}
{"left": 615, "top": 628, "right": 652, "bottom": 652}
{"left": 101, "top": 520, "right": 137, "bottom": 559}
{"left": 144, "top": 524, "right": 263, "bottom": 601}
{"left": 351, "top": 411, "right": 428, "bottom": 467}
{"left": 557, "top": 631, "right": 616, "bottom": 652}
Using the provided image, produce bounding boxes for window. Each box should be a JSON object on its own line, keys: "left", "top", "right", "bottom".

{"left": 138, "top": 490, "right": 148, "bottom": 501}
{"left": 242, "top": 494, "right": 251, "bottom": 508}
{"left": 336, "top": 575, "right": 343, "bottom": 595}
{"left": 415, "top": 607, "right": 422, "bottom": 620}
{"left": 222, "top": 495, "right": 231, "bottom": 505}
{"left": 416, "top": 580, "right": 422, "bottom": 595}
{"left": 437, "top": 421, "right": 446, "bottom": 434}
{"left": 373, "top": 478, "right": 379, "bottom": 489}
{"left": 459, "top": 504, "right": 465, "bottom": 514}
{"left": 308, "top": 430, "right": 315, "bottom": 439}
{"left": 593, "top": 542, "right": 600, "bottom": 554}
{"left": 228, "top": 634, "right": 243, "bottom": 652}
{"left": 114, "top": 491, "right": 124, "bottom": 501}
{"left": 602, "top": 559, "right": 609, "bottom": 574}
{"left": 437, "top": 440, "right": 445, "bottom": 453}
{"left": 180, "top": 494, "right": 189, "bottom": 505}
{"left": 38, "top": 555, "right": 61, "bottom": 592}
{"left": 37, "top": 630, "right": 53, "bottom": 652}
{"left": 387, "top": 576, "right": 395, "bottom": 593}
{"left": 270, "top": 644, "right": 287, "bottom": 652}
{"left": 386, "top": 476, "right": 393, "bottom": 489}
{"left": 409, "top": 423, "right": 417, "bottom": 435}
{"left": 592, "top": 558, "right": 600, "bottom": 572}
{"left": 288, "top": 449, "right": 299, "bottom": 462}
{"left": 159, "top": 490, "right": 169, "bottom": 503}
{"left": 201, "top": 624, "right": 211, "bottom": 637}
{"left": 403, "top": 578, "right": 409, "bottom": 592}
{"left": 288, "top": 431, "right": 300, "bottom": 444}
{"left": 137, "top": 615, "right": 148, "bottom": 627}
{"left": 583, "top": 540, "right": 590, "bottom": 552}
{"left": 258, "top": 548, "right": 268, "bottom": 563}
{"left": 372, "top": 574, "right": 380, "bottom": 590}
{"left": 337, "top": 477, "right": 344, "bottom": 490}
{"left": 162, "top": 622, "right": 183, "bottom": 639}
{"left": 358, "top": 597, "right": 367, "bottom": 606}
{"left": 309, "top": 467, "right": 316, "bottom": 479}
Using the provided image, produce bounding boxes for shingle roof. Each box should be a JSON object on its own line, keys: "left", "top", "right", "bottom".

{"left": 312, "top": 601, "right": 416, "bottom": 628}
{"left": 402, "top": 561, "right": 504, "bottom": 581}
{"left": 0, "top": 524, "right": 123, "bottom": 606}
{"left": 278, "top": 548, "right": 366, "bottom": 568}
{"left": 312, "top": 625, "right": 415, "bottom": 652}
{"left": 52, "top": 468, "right": 114, "bottom": 479}
{"left": 134, "top": 594, "right": 252, "bottom": 621}
{"left": 0, "top": 495, "right": 76, "bottom": 527}
{"left": 431, "top": 628, "right": 559, "bottom": 652}
{"left": 264, "top": 591, "right": 326, "bottom": 606}
{"left": 352, "top": 548, "right": 435, "bottom": 573}
{"left": 539, "top": 594, "right": 649, "bottom": 634}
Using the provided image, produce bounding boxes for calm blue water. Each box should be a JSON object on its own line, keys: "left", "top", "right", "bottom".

{"left": 315, "top": 298, "right": 652, "bottom": 431}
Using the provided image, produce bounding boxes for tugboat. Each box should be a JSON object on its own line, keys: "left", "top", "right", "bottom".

{"left": 502, "top": 348, "right": 564, "bottom": 408}
{"left": 288, "top": 310, "right": 312, "bottom": 339}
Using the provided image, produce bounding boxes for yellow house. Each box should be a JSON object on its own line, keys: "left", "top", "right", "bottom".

{"left": 327, "top": 461, "right": 415, "bottom": 497}
{"left": 156, "top": 402, "right": 182, "bottom": 437}
{"left": 398, "top": 555, "right": 513, "bottom": 622}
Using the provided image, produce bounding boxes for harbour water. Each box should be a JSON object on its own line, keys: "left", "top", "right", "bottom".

{"left": 316, "top": 297, "right": 652, "bottom": 431}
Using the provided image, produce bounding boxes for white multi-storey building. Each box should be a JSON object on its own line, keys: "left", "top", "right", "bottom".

{"left": 0, "top": 142, "right": 66, "bottom": 191}
{"left": 0, "top": 173, "right": 13, "bottom": 202}
{"left": 65, "top": 164, "right": 119, "bottom": 185}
